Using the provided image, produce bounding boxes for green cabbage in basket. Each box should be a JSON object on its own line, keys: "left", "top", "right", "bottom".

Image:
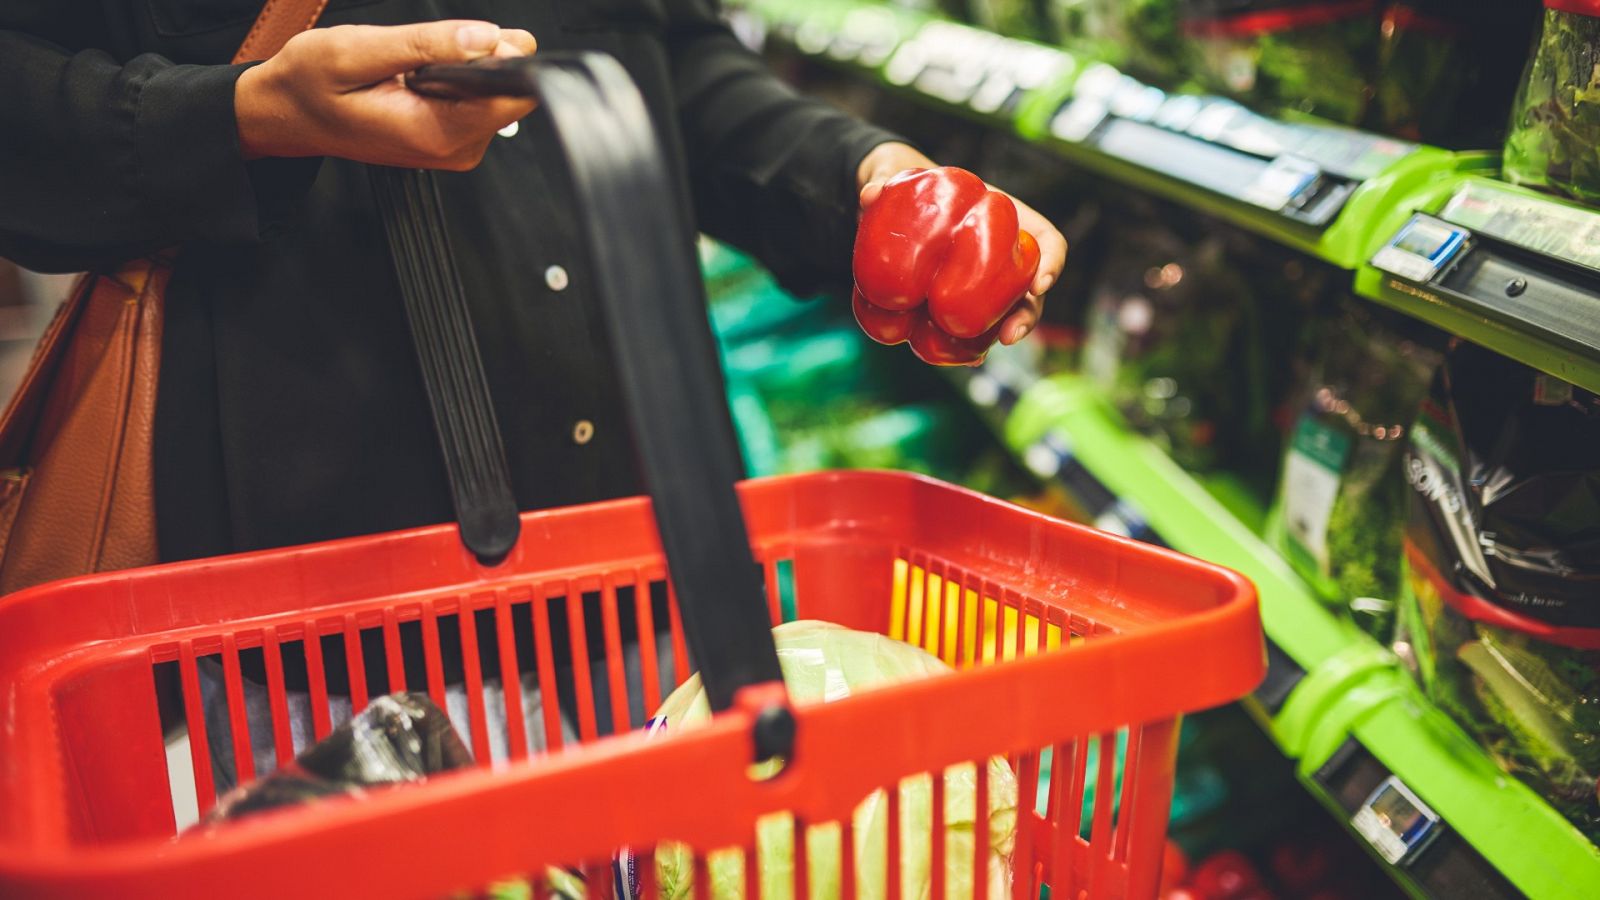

{"left": 651, "top": 620, "right": 1019, "bottom": 900}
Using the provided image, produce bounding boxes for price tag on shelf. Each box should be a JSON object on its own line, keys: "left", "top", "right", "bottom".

{"left": 1440, "top": 181, "right": 1600, "bottom": 273}
{"left": 1242, "top": 155, "right": 1321, "bottom": 211}
{"left": 1352, "top": 776, "right": 1441, "bottom": 865}
{"left": 1371, "top": 214, "right": 1469, "bottom": 284}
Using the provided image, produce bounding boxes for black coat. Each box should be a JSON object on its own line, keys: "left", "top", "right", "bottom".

{"left": 0, "top": 0, "right": 896, "bottom": 562}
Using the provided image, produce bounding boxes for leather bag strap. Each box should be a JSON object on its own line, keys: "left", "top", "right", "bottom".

{"left": 235, "top": 0, "right": 330, "bottom": 63}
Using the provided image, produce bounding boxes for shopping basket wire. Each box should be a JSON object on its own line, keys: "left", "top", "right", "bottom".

{"left": 0, "top": 54, "right": 1265, "bottom": 900}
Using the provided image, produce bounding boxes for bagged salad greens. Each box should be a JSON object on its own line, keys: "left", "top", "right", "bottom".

{"left": 1044, "top": 0, "right": 1190, "bottom": 88}
{"left": 1270, "top": 300, "right": 1441, "bottom": 641}
{"left": 642, "top": 621, "right": 1018, "bottom": 900}
{"left": 1395, "top": 342, "right": 1600, "bottom": 840}
{"left": 1180, "top": 0, "right": 1380, "bottom": 124}
{"left": 1504, "top": 1, "right": 1600, "bottom": 206}
{"left": 1081, "top": 221, "right": 1267, "bottom": 473}
{"left": 1369, "top": 1, "right": 1540, "bottom": 147}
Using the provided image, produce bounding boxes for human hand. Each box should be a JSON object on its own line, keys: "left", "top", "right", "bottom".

{"left": 857, "top": 142, "right": 1067, "bottom": 345}
{"left": 236, "top": 20, "right": 538, "bottom": 170}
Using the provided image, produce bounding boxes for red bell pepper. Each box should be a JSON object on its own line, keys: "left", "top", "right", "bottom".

{"left": 853, "top": 167, "right": 1041, "bottom": 366}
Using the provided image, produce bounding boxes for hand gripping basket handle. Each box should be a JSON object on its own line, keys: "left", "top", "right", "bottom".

{"left": 373, "top": 53, "right": 789, "bottom": 745}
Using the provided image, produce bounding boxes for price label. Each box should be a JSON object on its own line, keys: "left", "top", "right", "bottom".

{"left": 1352, "top": 776, "right": 1441, "bottom": 865}
{"left": 1371, "top": 215, "right": 1468, "bottom": 283}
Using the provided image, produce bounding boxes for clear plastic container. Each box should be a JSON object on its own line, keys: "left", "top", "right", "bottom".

{"left": 1504, "top": 1, "right": 1600, "bottom": 205}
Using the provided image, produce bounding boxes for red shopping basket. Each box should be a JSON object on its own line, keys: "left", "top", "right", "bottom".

{"left": 0, "top": 469, "right": 1261, "bottom": 899}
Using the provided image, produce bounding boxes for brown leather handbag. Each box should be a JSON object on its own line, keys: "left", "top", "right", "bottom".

{"left": 0, "top": 0, "right": 329, "bottom": 594}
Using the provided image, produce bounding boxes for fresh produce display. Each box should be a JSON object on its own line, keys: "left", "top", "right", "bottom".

{"left": 1080, "top": 221, "right": 1267, "bottom": 473}
{"left": 967, "top": 0, "right": 1052, "bottom": 40}
{"left": 1270, "top": 300, "right": 1441, "bottom": 641}
{"left": 853, "top": 167, "right": 1040, "bottom": 366}
{"left": 1181, "top": 0, "right": 1379, "bottom": 125}
{"left": 1369, "top": 1, "right": 1540, "bottom": 147}
{"left": 1504, "top": 1, "right": 1600, "bottom": 206}
{"left": 1396, "top": 341, "right": 1600, "bottom": 840}
{"left": 1045, "top": 0, "right": 1190, "bottom": 88}
{"left": 645, "top": 620, "right": 1020, "bottom": 900}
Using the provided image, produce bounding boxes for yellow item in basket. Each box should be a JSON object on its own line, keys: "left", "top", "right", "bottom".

{"left": 650, "top": 619, "right": 1019, "bottom": 900}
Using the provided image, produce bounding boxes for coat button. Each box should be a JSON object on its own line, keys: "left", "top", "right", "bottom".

{"left": 545, "top": 265, "right": 570, "bottom": 292}
{"left": 498, "top": 120, "right": 520, "bottom": 138}
{"left": 572, "top": 419, "right": 595, "bottom": 445}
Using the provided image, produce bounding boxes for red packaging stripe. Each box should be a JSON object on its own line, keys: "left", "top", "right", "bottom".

{"left": 1183, "top": 0, "right": 1380, "bottom": 36}
{"left": 1547, "top": 0, "right": 1600, "bottom": 18}
{"left": 1405, "top": 540, "right": 1600, "bottom": 650}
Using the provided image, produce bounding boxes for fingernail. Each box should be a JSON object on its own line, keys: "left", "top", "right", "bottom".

{"left": 457, "top": 24, "right": 501, "bottom": 53}
{"left": 1003, "top": 324, "right": 1025, "bottom": 345}
{"left": 1036, "top": 273, "right": 1056, "bottom": 294}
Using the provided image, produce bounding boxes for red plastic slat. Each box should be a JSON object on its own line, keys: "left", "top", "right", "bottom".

{"left": 260, "top": 628, "right": 295, "bottom": 765}
{"left": 382, "top": 608, "right": 407, "bottom": 694}
{"left": 219, "top": 635, "right": 255, "bottom": 786}
{"left": 302, "top": 622, "right": 333, "bottom": 740}
{"left": 567, "top": 588, "right": 599, "bottom": 743}
{"left": 341, "top": 615, "right": 368, "bottom": 713}
{"left": 885, "top": 781, "right": 900, "bottom": 900}
{"left": 666, "top": 581, "right": 690, "bottom": 686}
{"left": 928, "top": 773, "right": 945, "bottom": 900}
{"left": 973, "top": 758, "right": 989, "bottom": 900}
{"left": 421, "top": 604, "right": 448, "bottom": 711}
{"left": 456, "top": 602, "right": 493, "bottom": 764}
{"left": 494, "top": 592, "right": 529, "bottom": 761}
{"left": 632, "top": 570, "right": 662, "bottom": 710}
{"left": 599, "top": 576, "right": 631, "bottom": 735}
{"left": 531, "top": 589, "right": 565, "bottom": 753}
{"left": 176, "top": 642, "right": 216, "bottom": 814}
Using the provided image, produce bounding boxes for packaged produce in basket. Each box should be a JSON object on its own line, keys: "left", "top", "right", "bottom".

{"left": 1180, "top": 0, "right": 1381, "bottom": 125}
{"left": 1045, "top": 0, "right": 1190, "bottom": 88}
{"left": 1270, "top": 300, "right": 1441, "bottom": 642}
{"left": 623, "top": 620, "right": 1018, "bottom": 900}
{"left": 1395, "top": 341, "right": 1600, "bottom": 841}
{"left": 1504, "top": 1, "right": 1600, "bottom": 206}
{"left": 1369, "top": 0, "right": 1541, "bottom": 147}
{"left": 1081, "top": 221, "right": 1268, "bottom": 473}
{"left": 199, "top": 693, "right": 473, "bottom": 828}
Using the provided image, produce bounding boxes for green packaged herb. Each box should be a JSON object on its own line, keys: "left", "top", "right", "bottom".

{"left": 1270, "top": 301, "right": 1440, "bottom": 641}
{"left": 1504, "top": 2, "right": 1600, "bottom": 206}
{"left": 1045, "top": 0, "right": 1189, "bottom": 88}
{"left": 1182, "top": 0, "right": 1380, "bottom": 124}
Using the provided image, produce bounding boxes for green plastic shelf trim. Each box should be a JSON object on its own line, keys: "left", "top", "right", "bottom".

{"left": 1003, "top": 375, "right": 1357, "bottom": 674}
{"left": 1000, "top": 374, "right": 1600, "bottom": 897}
{"left": 1353, "top": 174, "right": 1600, "bottom": 395}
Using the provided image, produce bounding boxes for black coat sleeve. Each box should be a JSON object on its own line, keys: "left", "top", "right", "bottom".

{"left": 664, "top": 1, "right": 901, "bottom": 296}
{"left": 0, "top": 28, "right": 306, "bottom": 273}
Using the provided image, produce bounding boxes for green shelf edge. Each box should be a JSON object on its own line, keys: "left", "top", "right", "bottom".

{"left": 1001, "top": 374, "right": 1600, "bottom": 897}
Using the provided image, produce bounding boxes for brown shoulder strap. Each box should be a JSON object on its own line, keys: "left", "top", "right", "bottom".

{"left": 234, "top": 0, "right": 330, "bottom": 63}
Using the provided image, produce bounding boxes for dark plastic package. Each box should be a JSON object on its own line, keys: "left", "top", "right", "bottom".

{"left": 1370, "top": 0, "right": 1540, "bottom": 147}
{"left": 1396, "top": 342, "right": 1600, "bottom": 840}
{"left": 200, "top": 693, "right": 473, "bottom": 827}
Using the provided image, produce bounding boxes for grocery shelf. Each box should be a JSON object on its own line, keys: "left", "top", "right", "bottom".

{"left": 1355, "top": 175, "right": 1600, "bottom": 395}
{"left": 729, "top": 0, "right": 1480, "bottom": 270}
{"left": 734, "top": 1, "right": 1600, "bottom": 394}
{"left": 955, "top": 359, "right": 1600, "bottom": 899}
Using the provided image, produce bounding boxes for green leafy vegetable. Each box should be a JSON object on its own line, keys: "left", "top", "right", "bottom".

{"left": 1505, "top": 7, "right": 1600, "bottom": 206}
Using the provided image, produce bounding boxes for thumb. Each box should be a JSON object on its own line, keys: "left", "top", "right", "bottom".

{"left": 859, "top": 180, "right": 885, "bottom": 210}
{"left": 328, "top": 20, "right": 505, "bottom": 86}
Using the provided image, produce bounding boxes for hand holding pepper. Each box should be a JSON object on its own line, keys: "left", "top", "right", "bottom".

{"left": 853, "top": 144, "right": 1067, "bottom": 365}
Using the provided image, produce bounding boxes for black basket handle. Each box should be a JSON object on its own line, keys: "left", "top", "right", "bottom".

{"left": 373, "top": 53, "right": 788, "bottom": 744}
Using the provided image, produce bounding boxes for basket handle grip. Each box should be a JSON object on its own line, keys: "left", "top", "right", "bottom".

{"left": 377, "top": 53, "right": 789, "bottom": 740}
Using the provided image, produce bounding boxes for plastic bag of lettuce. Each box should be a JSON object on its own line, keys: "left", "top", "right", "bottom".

{"left": 647, "top": 621, "right": 1019, "bottom": 900}
{"left": 1269, "top": 300, "right": 1441, "bottom": 641}
{"left": 1395, "top": 342, "right": 1600, "bottom": 841}
{"left": 1504, "top": 1, "right": 1600, "bottom": 206}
